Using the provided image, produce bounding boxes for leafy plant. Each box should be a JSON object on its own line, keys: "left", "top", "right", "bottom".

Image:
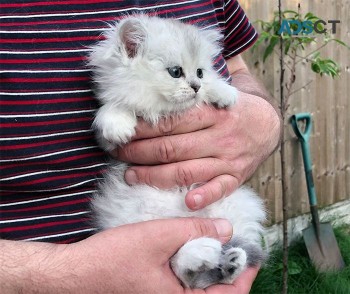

{"left": 254, "top": 10, "right": 349, "bottom": 83}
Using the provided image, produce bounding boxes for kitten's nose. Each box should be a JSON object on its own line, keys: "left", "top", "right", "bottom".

{"left": 190, "top": 83, "right": 200, "bottom": 93}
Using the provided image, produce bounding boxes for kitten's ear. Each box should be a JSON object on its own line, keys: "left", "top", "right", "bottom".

{"left": 119, "top": 18, "right": 147, "bottom": 58}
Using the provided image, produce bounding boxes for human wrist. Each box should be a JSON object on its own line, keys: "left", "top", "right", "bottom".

{"left": 236, "top": 91, "right": 281, "bottom": 156}
{"left": 230, "top": 69, "right": 282, "bottom": 130}
{"left": 0, "top": 240, "right": 75, "bottom": 293}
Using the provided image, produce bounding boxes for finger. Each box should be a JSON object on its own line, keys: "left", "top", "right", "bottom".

{"left": 127, "top": 218, "right": 233, "bottom": 257}
{"left": 124, "top": 158, "right": 231, "bottom": 187}
{"left": 232, "top": 266, "right": 260, "bottom": 293}
{"left": 206, "top": 266, "right": 260, "bottom": 294}
{"left": 131, "top": 104, "right": 219, "bottom": 140}
{"left": 118, "top": 129, "right": 216, "bottom": 164}
{"left": 185, "top": 174, "right": 240, "bottom": 210}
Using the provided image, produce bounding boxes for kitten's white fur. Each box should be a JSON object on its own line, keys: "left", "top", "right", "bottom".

{"left": 89, "top": 15, "right": 266, "bottom": 289}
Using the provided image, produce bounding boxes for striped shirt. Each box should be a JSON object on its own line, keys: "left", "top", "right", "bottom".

{"left": 0, "top": 0, "right": 257, "bottom": 243}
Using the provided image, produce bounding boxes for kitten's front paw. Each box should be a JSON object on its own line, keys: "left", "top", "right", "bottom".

{"left": 104, "top": 120, "right": 135, "bottom": 144}
{"left": 170, "top": 237, "right": 248, "bottom": 289}
{"left": 206, "top": 80, "right": 238, "bottom": 108}
{"left": 93, "top": 107, "right": 137, "bottom": 151}
{"left": 214, "top": 84, "right": 238, "bottom": 108}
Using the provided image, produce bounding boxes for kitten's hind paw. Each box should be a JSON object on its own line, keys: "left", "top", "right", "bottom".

{"left": 170, "top": 237, "right": 248, "bottom": 289}
{"left": 217, "top": 247, "right": 247, "bottom": 284}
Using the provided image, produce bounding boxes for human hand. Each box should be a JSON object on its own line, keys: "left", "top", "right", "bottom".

{"left": 60, "top": 218, "right": 240, "bottom": 293}
{"left": 69, "top": 218, "right": 258, "bottom": 294}
{"left": 114, "top": 92, "right": 280, "bottom": 210}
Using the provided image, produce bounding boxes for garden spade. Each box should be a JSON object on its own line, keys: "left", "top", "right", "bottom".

{"left": 290, "top": 113, "right": 345, "bottom": 272}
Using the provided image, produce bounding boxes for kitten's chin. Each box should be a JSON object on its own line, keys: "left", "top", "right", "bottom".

{"left": 169, "top": 99, "right": 198, "bottom": 113}
{"left": 164, "top": 93, "right": 199, "bottom": 112}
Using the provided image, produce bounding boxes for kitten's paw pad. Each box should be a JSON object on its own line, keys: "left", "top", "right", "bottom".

{"left": 218, "top": 247, "right": 247, "bottom": 284}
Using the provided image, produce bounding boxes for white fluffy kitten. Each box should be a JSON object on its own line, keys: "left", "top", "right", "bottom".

{"left": 89, "top": 15, "right": 266, "bottom": 289}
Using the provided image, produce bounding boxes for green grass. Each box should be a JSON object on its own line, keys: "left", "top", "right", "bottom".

{"left": 251, "top": 226, "right": 350, "bottom": 294}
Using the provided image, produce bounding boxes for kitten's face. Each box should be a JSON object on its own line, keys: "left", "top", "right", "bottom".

{"left": 117, "top": 16, "right": 222, "bottom": 112}
{"left": 89, "top": 16, "right": 223, "bottom": 116}
{"left": 138, "top": 49, "right": 206, "bottom": 110}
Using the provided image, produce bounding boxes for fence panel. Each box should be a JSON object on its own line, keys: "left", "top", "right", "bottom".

{"left": 240, "top": 0, "right": 350, "bottom": 224}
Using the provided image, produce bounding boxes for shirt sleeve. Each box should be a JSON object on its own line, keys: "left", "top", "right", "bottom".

{"left": 222, "top": 0, "right": 258, "bottom": 58}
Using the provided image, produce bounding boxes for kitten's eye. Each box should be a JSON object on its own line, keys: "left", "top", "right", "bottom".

{"left": 167, "top": 66, "right": 183, "bottom": 78}
{"left": 197, "top": 68, "right": 203, "bottom": 79}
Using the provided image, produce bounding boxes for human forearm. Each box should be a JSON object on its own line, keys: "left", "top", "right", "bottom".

{"left": 227, "top": 55, "right": 282, "bottom": 148}
{"left": 227, "top": 55, "right": 281, "bottom": 118}
{"left": 0, "top": 239, "right": 71, "bottom": 293}
{"left": 231, "top": 69, "right": 276, "bottom": 107}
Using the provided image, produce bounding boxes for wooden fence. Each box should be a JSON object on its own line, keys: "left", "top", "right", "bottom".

{"left": 239, "top": 0, "right": 350, "bottom": 224}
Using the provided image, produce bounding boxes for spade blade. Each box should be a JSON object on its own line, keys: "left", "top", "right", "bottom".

{"left": 303, "top": 222, "right": 345, "bottom": 272}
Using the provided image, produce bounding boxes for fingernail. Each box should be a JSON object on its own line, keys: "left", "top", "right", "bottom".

{"left": 213, "top": 219, "right": 233, "bottom": 243}
{"left": 193, "top": 194, "right": 203, "bottom": 209}
{"left": 125, "top": 169, "right": 138, "bottom": 185}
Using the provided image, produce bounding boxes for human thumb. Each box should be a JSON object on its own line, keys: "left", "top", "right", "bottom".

{"left": 142, "top": 218, "right": 232, "bottom": 257}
